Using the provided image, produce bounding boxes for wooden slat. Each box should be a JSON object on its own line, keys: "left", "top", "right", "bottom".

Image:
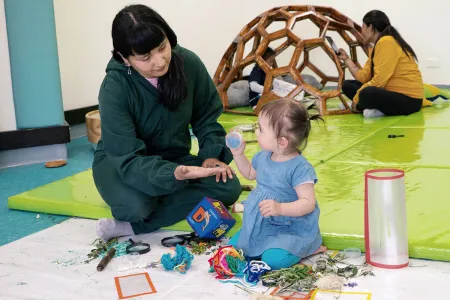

{"left": 287, "top": 86, "right": 303, "bottom": 99}
{"left": 289, "top": 67, "right": 303, "bottom": 84}
{"left": 213, "top": 59, "right": 226, "bottom": 84}
{"left": 286, "top": 28, "right": 300, "bottom": 43}
{"left": 290, "top": 43, "right": 303, "bottom": 67}
{"left": 297, "top": 50, "right": 308, "bottom": 72}
{"left": 256, "top": 56, "right": 271, "bottom": 74}
{"left": 255, "top": 38, "right": 269, "bottom": 57}
{"left": 257, "top": 23, "right": 268, "bottom": 37}
{"left": 319, "top": 21, "right": 330, "bottom": 38}
{"left": 271, "top": 66, "right": 291, "bottom": 77}
{"left": 234, "top": 42, "right": 245, "bottom": 65}
{"left": 307, "top": 61, "right": 327, "bottom": 81}
{"left": 268, "top": 28, "right": 286, "bottom": 41}
{"left": 278, "top": 8, "right": 292, "bottom": 20}
{"left": 338, "top": 30, "right": 355, "bottom": 45}
{"left": 255, "top": 92, "right": 280, "bottom": 114}
{"left": 239, "top": 16, "right": 261, "bottom": 36}
{"left": 274, "top": 38, "right": 291, "bottom": 56}
{"left": 239, "top": 55, "right": 256, "bottom": 69}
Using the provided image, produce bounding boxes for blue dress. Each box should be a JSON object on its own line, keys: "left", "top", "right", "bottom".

{"left": 236, "top": 150, "right": 322, "bottom": 258}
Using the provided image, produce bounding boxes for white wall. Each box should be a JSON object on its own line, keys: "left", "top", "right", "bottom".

{"left": 0, "top": 0, "right": 16, "bottom": 132}
{"left": 54, "top": 0, "right": 450, "bottom": 111}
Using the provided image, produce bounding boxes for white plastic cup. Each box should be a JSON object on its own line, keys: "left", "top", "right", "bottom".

{"left": 364, "top": 169, "right": 409, "bottom": 269}
{"left": 226, "top": 131, "right": 243, "bottom": 149}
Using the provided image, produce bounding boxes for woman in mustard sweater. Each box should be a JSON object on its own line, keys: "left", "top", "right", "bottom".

{"left": 338, "top": 10, "right": 423, "bottom": 118}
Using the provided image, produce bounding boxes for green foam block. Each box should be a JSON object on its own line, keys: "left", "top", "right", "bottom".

{"left": 7, "top": 168, "right": 248, "bottom": 237}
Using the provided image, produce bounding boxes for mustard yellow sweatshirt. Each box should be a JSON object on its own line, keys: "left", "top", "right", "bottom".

{"left": 353, "top": 36, "right": 424, "bottom": 104}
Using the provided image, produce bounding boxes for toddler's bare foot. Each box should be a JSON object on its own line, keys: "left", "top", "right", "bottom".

{"left": 314, "top": 245, "right": 327, "bottom": 254}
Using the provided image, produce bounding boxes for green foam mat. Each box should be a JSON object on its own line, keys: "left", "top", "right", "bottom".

{"left": 329, "top": 127, "right": 450, "bottom": 168}
{"left": 315, "top": 162, "right": 450, "bottom": 261}
{"left": 8, "top": 97, "right": 450, "bottom": 261}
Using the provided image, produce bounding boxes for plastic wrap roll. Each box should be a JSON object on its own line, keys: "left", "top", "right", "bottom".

{"left": 364, "top": 169, "right": 409, "bottom": 269}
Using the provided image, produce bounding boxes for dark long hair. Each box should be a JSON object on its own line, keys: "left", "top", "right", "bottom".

{"left": 111, "top": 5, "right": 187, "bottom": 111}
{"left": 363, "top": 10, "right": 418, "bottom": 76}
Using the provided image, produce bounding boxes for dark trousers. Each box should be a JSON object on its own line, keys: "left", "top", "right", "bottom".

{"left": 93, "top": 154, "right": 241, "bottom": 234}
{"left": 342, "top": 80, "right": 422, "bottom": 116}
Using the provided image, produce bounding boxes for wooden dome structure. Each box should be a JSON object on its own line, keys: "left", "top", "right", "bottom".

{"left": 213, "top": 5, "right": 369, "bottom": 115}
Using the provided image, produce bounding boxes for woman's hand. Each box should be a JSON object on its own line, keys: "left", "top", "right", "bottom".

{"left": 174, "top": 165, "right": 227, "bottom": 181}
{"left": 259, "top": 199, "right": 282, "bottom": 217}
{"left": 337, "top": 49, "right": 349, "bottom": 62}
{"left": 202, "top": 158, "right": 235, "bottom": 183}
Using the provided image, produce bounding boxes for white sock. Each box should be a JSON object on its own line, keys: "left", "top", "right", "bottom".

{"left": 96, "top": 219, "right": 134, "bottom": 241}
{"left": 363, "top": 109, "right": 385, "bottom": 118}
{"left": 338, "top": 101, "right": 352, "bottom": 110}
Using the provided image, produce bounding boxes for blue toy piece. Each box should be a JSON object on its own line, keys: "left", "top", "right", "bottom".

{"left": 186, "top": 197, "right": 236, "bottom": 239}
{"left": 226, "top": 132, "right": 243, "bottom": 149}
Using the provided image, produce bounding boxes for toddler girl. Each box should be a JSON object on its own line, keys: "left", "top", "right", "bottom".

{"left": 228, "top": 99, "right": 326, "bottom": 270}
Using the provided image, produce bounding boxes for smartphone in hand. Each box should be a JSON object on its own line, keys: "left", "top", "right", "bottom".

{"left": 326, "top": 36, "right": 340, "bottom": 55}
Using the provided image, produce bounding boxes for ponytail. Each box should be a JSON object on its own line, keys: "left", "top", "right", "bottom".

{"left": 306, "top": 103, "right": 324, "bottom": 123}
{"left": 363, "top": 10, "right": 418, "bottom": 77}
{"left": 370, "top": 24, "right": 419, "bottom": 76}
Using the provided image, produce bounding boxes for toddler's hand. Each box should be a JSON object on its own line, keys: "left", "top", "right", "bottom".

{"left": 229, "top": 139, "right": 246, "bottom": 156}
{"left": 259, "top": 199, "right": 281, "bottom": 217}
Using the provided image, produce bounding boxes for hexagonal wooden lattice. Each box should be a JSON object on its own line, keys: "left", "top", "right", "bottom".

{"left": 213, "top": 5, "right": 369, "bottom": 115}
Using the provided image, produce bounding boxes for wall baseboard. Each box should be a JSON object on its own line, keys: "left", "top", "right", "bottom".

{"left": 0, "top": 103, "right": 99, "bottom": 152}
{"left": 0, "top": 143, "right": 67, "bottom": 169}
{"left": 0, "top": 124, "right": 70, "bottom": 151}
{"left": 64, "top": 105, "right": 98, "bottom": 126}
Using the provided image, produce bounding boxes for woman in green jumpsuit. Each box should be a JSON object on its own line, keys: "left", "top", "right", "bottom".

{"left": 93, "top": 4, "right": 241, "bottom": 241}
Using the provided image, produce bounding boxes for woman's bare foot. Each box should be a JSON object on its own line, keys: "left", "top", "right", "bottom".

{"left": 314, "top": 245, "right": 328, "bottom": 255}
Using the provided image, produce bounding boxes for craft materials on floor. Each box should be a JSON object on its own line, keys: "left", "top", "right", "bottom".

{"left": 314, "top": 274, "right": 345, "bottom": 290}
{"left": 85, "top": 238, "right": 131, "bottom": 263}
{"left": 114, "top": 273, "right": 157, "bottom": 299}
{"left": 208, "top": 246, "right": 271, "bottom": 287}
{"left": 96, "top": 247, "right": 116, "bottom": 271}
{"left": 125, "top": 239, "right": 151, "bottom": 255}
{"left": 269, "top": 287, "right": 313, "bottom": 300}
{"left": 161, "top": 245, "right": 194, "bottom": 274}
{"left": 261, "top": 264, "right": 316, "bottom": 293}
{"left": 261, "top": 252, "right": 374, "bottom": 295}
{"left": 189, "top": 240, "right": 221, "bottom": 255}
